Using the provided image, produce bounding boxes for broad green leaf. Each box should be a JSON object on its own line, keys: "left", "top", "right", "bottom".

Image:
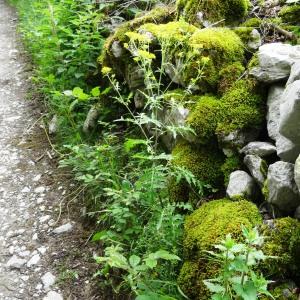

{"left": 129, "top": 255, "right": 141, "bottom": 267}
{"left": 233, "top": 281, "right": 257, "bottom": 300}
{"left": 91, "top": 86, "right": 100, "bottom": 97}
{"left": 72, "top": 87, "right": 89, "bottom": 101}
{"left": 144, "top": 258, "right": 157, "bottom": 269}
{"left": 203, "top": 280, "right": 225, "bottom": 293}
{"left": 124, "top": 138, "right": 148, "bottom": 152}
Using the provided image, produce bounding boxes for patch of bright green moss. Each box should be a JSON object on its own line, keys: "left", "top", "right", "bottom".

{"left": 176, "top": 0, "right": 250, "bottom": 25}
{"left": 178, "top": 198, "right": 262, "bottom": 299}
{"left": 242, "top": 17, "right": 263, "bottom": 27}
{"left": 261, "top": 217, "right": 300, "bottom": 278}
{"left": 221, "top": 156, "right": 242, "bottom": 186}
{"left": 216, "top": 79, "right": 265, "bottom": 136}
{"left": 279, "top": 5, "right": 300, "bottom": 24}
{"left": 218, "top": 62, "right": 245, "bottom": 94}
{"left": 186, "top": 96, "right": 223, "bottom": 144}
{"left": 171, "top": 140, "right": 225, "bottom": 188}
{"left": 234, "top": 26, "right": 255, "bottom": 45}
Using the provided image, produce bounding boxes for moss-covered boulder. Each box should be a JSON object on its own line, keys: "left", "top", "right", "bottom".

{"left": 176, "top": 0, "right": 251, "bottom": 25}
{"left": 216, "top": 79, "right": 265, "bottom": 148}
{"left": 261, "top": 217, "right": 300, "bottom": 279}
{"left": 178, "top": 199, "right": 262, "bottom": 299}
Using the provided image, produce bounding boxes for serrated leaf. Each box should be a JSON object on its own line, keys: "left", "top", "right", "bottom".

{"left": 91, "top": 86, "right": 100, "bottom": 97}
{"left": 203, "top": 280, "right": 225, "bottom": 293}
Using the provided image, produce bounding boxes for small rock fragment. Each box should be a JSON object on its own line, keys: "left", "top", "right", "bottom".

{"left": 53, "top": 223, "right": 73, "bottom": 234}
{"left": 43, "top": 291, "right": 63, "bottom": 300}
{"left": 6, "top": 255, "right": 26, "bottom": 269}
{"left": 240, "top": 141, "right": 276, "bottom": 157}
{"left": 41, "top": 272, "right": 56, "bottom": 290}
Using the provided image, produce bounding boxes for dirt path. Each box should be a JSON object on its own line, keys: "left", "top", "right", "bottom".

{"left": 0, "top": 1, "right": 80, "bottom": 299}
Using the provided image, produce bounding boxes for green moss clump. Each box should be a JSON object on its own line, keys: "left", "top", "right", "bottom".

{"left": 216, "top": 79, "right": 265, "bottom": 136}
{"left": 279, "top": 5, "right": 300, "bottom": 24}
{"left": 261, "top": 217, "right": 300, "bottom": 278}
{"left": 171, "top": 140, "right": 225, "bottom": 188}
{"left": 234, "top": 26, "right": 255, "bottom": 45}
{"left": 140, "top": 20, "right": 197, "bottom": 42}
{"left": 176, "top": 0, "right": 250, "bottom": 25}
{"left": 178, "top": 199, "right": 262, "bottom": 299}
{"left": 261, "top": 283, "right": 298, "bottom": 300}
{"left": 221, "top": 156, "right": 241, "bottom": 186}
{"left": 98, "top": 6, "right": 175, "bottom": 70}
{"left": 218, "top": 62, "right": 245, "bottom": 94}
{"left": 242, "top": 17, "right": 263, "bottom": 27}
{"left": 186, "top": 96, "right": 223, "bottom": 144}
{"left": 184, "top": 28, "right": 244, "bottom": 91}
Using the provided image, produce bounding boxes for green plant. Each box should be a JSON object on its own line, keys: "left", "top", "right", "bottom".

{"left": 203, "top": 226, "right": 274, "bottom": 300}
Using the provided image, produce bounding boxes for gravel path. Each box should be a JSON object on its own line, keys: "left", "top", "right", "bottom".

{"left": 0, "top": 1, "right": 73, "bottom": 299}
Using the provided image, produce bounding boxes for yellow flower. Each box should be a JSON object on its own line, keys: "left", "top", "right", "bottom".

{"left": 137, "top": 50, "right": 156, "bottom": 60}
{"left": 101, "top": 67, "right": 112, "bottom": 76}
{"left": 125, "top": 32, "right": 151, "bottom": 43}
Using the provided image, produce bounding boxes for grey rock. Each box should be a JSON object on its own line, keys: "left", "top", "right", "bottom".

{"left": 83, "top": 105, "right": 100, "bottom": 134}
{"left": 43, "top": 291, "right": 63, "bottom": 300}
{"left": 6, "top": 255, "right": 26, "bottom": 269}
{"left": 27, "top": 253, "right": 41, "bottom": 267}
{"left": 279, "top": 80, "right": 300, "bottom": 146}
{"left": 125, "top": 64, "right": 144, "bottom": 90}
{"left": 250, "top": 43, "right": 300, "bottom": 83}
{"left": 244, "top": 155, "right": 267, "bottom": 187}
{"left": 266, "top": 85, "right": 285, "bottom": 141}
{"left": 276, "top": 131, "right": 300, "bottom": 162}
{"left": 248, "top": 29, "right": 262, "bottom": 51}
{"left": 41, "top": 272, "right": 56, "bottom": 291}
{"left": 295, "top": 155, "right": 300, "bottom": 192}
{"left": 240, "top": 141, "right": 276, "bottom": 157}
{"left": 134, "top": 89, "right": 146, "bottom": 109}
{"left": 266, "top": 161, "right": 300, "bottom": 214}
{"left": 218, "top": 129, "right": 259, "bottom": 150}
{"left": 111, "top": 41, "right": 123, "bottom": 58}
{"left": 226, "top": 170, "right": 258, "bottom": 200}
{"left": 53, "top": 223, "right": 73, "bottom": 234}
{"left": 287, "top": 61, "right": 300, "bottom": 86}
{"left": 165, "top": 59, "right": 184, "bottom": 86}
{"left": 49, "top": 115, "right": 58, "bottom": 135}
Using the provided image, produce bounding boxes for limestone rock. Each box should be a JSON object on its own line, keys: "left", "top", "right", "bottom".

{"left": 295, "top": 155, "right": 300, "bottom": 192}
{"left": 240, "top": 141, "right": 276, "bottom": 157}
{"left": 248, "top": 29, "right": 262, "bottom": 51}
{"left": 266, "top": 85, "right": 285, "bottom": 141}
{"left": 226, "top": 170, "right": 258, "bottom": 201}
{"left": 43, "top": 291, "right": 63, "bottom": 300}
{"left": 49, "top": 115, "right": 58, "bottom": 135}
{"left": 276, "top": 135, "right": 300, "bottom": 162}
{"left": 250, "top": 43, "right": 300, "bottom": 83}
{"left": 244, "top": 155, "right": 267, "bottom": 187}
{"left": 111, "top": 41, "right": 123, "bottom": 58}
{"left": 6, "top": 255, "right": 26, "bottom": 269}
{"left": 53, "top": 223, "right": 73, "bottom": 234}
{"left": 27, "top": 253, "right": 41, "bottom": 267}
{"left": 279, "top": 80, "right": 300, "bottom": 146}
{"left": 41, "top": 272, "right": 56, "bottom": 291}
{"left": 287, "top": 61, "right": 300, "bottom": 86}
{"left": 83, "top": 105, "right": 100, "bottom": 134}
{"left": 266, "top": 161, "right": 300, "bottom": 214}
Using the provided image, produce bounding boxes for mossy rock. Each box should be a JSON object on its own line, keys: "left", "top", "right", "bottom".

{"left": 176, "top": 0, "right": 251, "bottom": 25}
{"left": 261, "top": 217, "right": 300, "bottom": 279}
{"left": 242, "top": 17, "right": 263, "bottom": 27}
{"left": 261, "top": 283, "right": 298, "bottom": 300}
{"left": 171, "top": 140, "right": 225, "bottom": 188}
{"left": 221, "top": 156, "right": 242, "bottom": 186}
{"left": 98, "top": 6, "right": 175, "bottom": 74}
{"left": 216, "top": 79, "right": 265, "bottom": 137}
{"left": 178, "top": 199, "right": 262, "bottom": 299}
{"left": 186, "top": 95, "right": 224, "bottom": 144}
{"left": 234, "top": 26, "right": 255, "bottom": 46}
{"left": 279, "top": 5, "right": 300, "bottom": 24}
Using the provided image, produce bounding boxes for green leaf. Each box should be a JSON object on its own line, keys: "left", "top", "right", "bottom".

{"left": 144, "top": 258, "right": 157, "bottom": 269}
{"left": 129, "top": 255, "right": 141, "bottom": 267}
{"left": 91, "top": 86, "right": 100, "bottom": 97}
{"left": 124, "top": 138, "right": 148, "bottom": 152}
{"left": 233, "top": 281, "right": 257, "bottom": 300}
{"left": 92, "top": 231, "right": 108, "bottom": 242}
{"left": 72, "top": 87, "right": 89, "bottom": 101}
{"left": 153, "top": 250, "right": 181, "bottom": 261}
{"left": 203, "top": 280, "right": 225, "bottom": 293}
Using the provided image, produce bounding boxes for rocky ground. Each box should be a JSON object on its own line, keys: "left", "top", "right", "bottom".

{"left": 0, "top": 1, "right": 102, "bottom": 299}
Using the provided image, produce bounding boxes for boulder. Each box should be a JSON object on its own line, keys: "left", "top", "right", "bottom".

{"left": 247, "top": 29, "right": 262, "bottom": 51}
{"left": 240, "top": 141, "right": 276, "bottom": 157}
{"left": 276, "top": 135, "right": 300, "bottom": 163}
{"left": 279, "top": 80, "right": 300, "bottom": 146}
{"left": 244, "top": 155, "right": 267, "bottom": 187}
{"left": 266, "top": 161, "right": 300, "bottom": 215}
{"left": 295, "top": 206, "right": 300, "bottom": 220}
{"left": 266, "top": 85, "right": 285, "bottom": 141}
{"left": 250, "top": 43, "right": 300, "bottom": 83}
{"left": 287, "top": 61, "right": 300, "bottom": 86}
{"left": 295, "top": 155, "right": 300, "bottom": 192}
{"left": 226, "top": 170, "right": 258, "bottom": 200}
